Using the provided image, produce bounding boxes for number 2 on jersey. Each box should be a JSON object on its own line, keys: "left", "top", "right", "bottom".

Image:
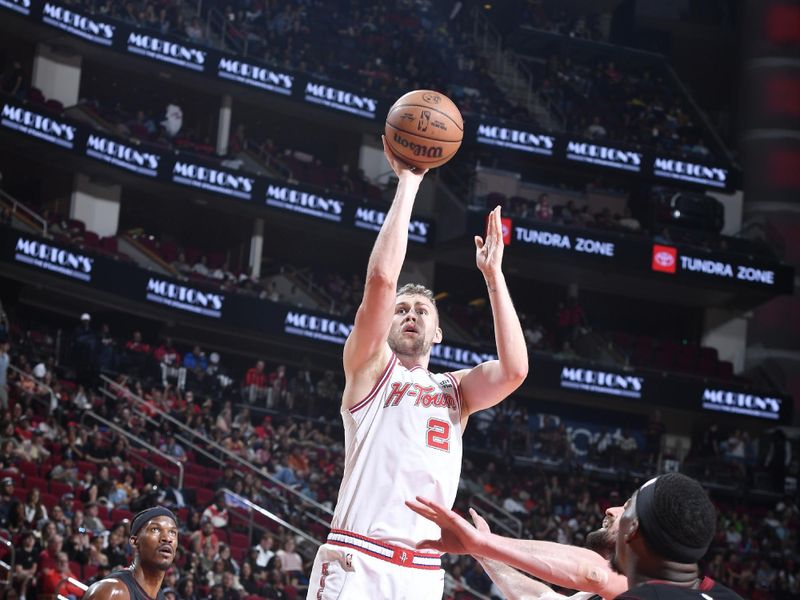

{"left": 426, "top": 418, "right": 450, "bottom": 452}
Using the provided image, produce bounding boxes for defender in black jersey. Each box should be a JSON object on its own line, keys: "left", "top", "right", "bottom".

{"left": 83, "top": 507, "right": 178, "bottom": 600}
{"left": 612, "top": 473, "right": 743, "bottom": 600}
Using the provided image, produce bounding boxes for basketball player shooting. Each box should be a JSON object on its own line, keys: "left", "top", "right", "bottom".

{"left": 306, "top": 137, "right": 528, "bottom": 599}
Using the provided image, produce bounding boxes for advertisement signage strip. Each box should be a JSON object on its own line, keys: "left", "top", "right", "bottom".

{"left": 468, "top": 211, "right": 793, "bottom": 294}
{"left": 0, "top": 0, "right": 735, "bottom": 192}
{"left": 0, "top": 227, "right": 790, "bottom": 423}
{"left": 0, "top": 96, "right": 433, "bottom": 244}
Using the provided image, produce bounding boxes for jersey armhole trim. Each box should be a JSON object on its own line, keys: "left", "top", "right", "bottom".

{"left": 443, "top": 372, "right": 462, "bottom": 414}
{"left": 349, "top": 354, "right": 396, "bottom": 414}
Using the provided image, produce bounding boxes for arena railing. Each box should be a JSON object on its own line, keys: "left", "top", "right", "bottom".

{"left": 0, "top": 189, "right": 48, "bottom": 237}
{"left": 99, "top": 375, "right": 334, "bottom": 518}
{"left": 221, "top": 487, "right": 321, "bottom": 553}
{"left": 97, "top": 386, "right": 334, "bottom": 535}
{"left": 6, "top": 362, "right": 59, "bottom": 413}
{"left": 468, "top": 493, "right": 523, "bottom": 538}
{"left": 0, "top": 534, "right": 13, "bottom": 585}
{"left": 57, "top": 577, "right": 88, "bottom": 600}
{"left": 79, "top": 410, "right": 185, "bottom": 489}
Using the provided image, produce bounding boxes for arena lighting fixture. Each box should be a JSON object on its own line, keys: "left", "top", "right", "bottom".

{"left": 673, "top": 210, "right": 681, "bottom": 218}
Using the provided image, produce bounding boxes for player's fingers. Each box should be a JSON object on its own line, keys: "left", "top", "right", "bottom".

{"left": 405, "top": 500, "right": 438, "bottom": 521}
{"left": 474, "top": 235, "right": 484, "bottom": 250}
{"left": 414, "top": 496, "right": 450, "bottom": 515}
{"left": 416, "top": 539, "right": 443, "bottom": 551}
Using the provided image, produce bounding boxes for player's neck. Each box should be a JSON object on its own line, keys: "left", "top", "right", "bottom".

{"left": 131, "top": 562, "right": 166, "bottom": 599}
{"left": 628, "top": 559, "right": 701, "bottom": 589}
{"left": 395, "top": 353, "right": 429, "bottom": 371}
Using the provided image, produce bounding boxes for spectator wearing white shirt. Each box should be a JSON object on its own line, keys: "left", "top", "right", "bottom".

{"left": 201, "top": 492, "right": 230, "bottom": 528}
{"left": 252, "top": 532, "right": 275, "bottom": 569}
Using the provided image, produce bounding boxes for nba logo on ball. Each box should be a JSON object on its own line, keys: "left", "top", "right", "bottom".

{"left": 385, "top": 89, "right": 463, "bottom": 170}
{"left": 651, "top": 245, "right": 677, "bottom": 274}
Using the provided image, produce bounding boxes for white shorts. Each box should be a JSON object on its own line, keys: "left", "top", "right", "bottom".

{"left": 306, "top": 535, "right": 445, "bottom": 600}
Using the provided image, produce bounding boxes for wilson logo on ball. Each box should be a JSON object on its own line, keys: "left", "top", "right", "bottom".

{"left": 392, "top": 133, "right": 444, "bottom": 158}
{"left": 651, "top": 245, "right": 677, "bottom": 274}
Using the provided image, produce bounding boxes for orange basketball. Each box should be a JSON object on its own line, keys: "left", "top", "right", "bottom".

{"left": 384, "top": 90, "right": 463, "bottom": 170}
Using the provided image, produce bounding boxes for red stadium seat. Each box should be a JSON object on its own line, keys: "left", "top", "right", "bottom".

{"left": 195, "top": 487, "right": 214, "bottom": 507}
{"left": 77, "top": 461, "right": 97, "bottom": 475}
{"left": 25, "top": 476, "right": 49, "bottom": 492}
{"left": 82, "top": 563, "right": 98, "bottom": 581}
{"left": 111, "top": 508, "right": 134, "bottom": 523}
{"left": 18, "top": 461, "right": 40, "bottom": 479}
{"left": 40, "top": 493, "right": 59, "bottom": 509}
{"left": 228, "top": 532, "right": 249, "bottom": 550}
{"left": 50, "top": 481, "right": 73, "bottom": 498}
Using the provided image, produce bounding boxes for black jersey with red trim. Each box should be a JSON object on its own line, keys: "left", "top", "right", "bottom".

{"left": 105, "top": 568, "right": 167, "bottom": 600}
{"left": 615, "top": 577, "right": 743, "bottom": 600}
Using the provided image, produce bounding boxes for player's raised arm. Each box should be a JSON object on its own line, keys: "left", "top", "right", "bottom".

{"left": 455, "top": 206, "right": 528, "bottom": 417}
{"left": 469, "top": 509, "right": 570, "bottom": 600}
{"left": 407, "top": 497, "right": 628, "bottom": 599}
{"left": 342, "top": 138, "right": 427, "bottom": 393}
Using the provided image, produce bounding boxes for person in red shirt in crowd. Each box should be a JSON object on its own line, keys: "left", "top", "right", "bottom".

{"left": 125, "top": 331, "right": 151, "bottom": 355}
{"left": 154, "top": 337, "right": 184, "bottom": 388}
{"left": 190, "top": 518, "right": 220, "bottom": 555}
{"left": 38, "top": 533, "right": 63, "bottom": 570}
{"left": 40, "top": 551, "right": 85, "bottom": 598}
{"left": 125, "top": 331, "right": 152, "bottom": 377}
{"left": 244, "top": 360, "right": 267, "bottom": 403}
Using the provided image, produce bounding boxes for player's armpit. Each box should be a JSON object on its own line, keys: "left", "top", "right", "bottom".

{"left": 342, "top": 278, "right": 395, "bottom": 375}
{"left": 455, "top": 359, "right": 527, "bottom": 418}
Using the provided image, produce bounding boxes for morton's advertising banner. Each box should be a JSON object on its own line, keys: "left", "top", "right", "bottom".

{"left": 0, "top": 226, "right": 791, "bottom": 424}
{"left": 0, "top": 97, "right": 434, "bottom": 244}
{"left": 1, "top": 0, "right": 737, "bottom": 190}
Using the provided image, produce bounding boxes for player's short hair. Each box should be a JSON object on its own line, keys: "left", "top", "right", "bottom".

{"left": 637, "top": 473, "right": 716, "bottom": 563}
{"left": 396, "top": 283, "right": 436, "bottom": 305}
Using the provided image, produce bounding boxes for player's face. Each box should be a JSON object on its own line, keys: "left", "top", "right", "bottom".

{"left": 132, "top": 516, "right": 178, "bottom": 571}
{"left": 387, "top": 294, "right": 442, "bottom": 359}
{"left": 611, "top": 494, "right": 638, "bottom": 576}
{"left": 586, "top": 505, "right": 623, "bottom": 559}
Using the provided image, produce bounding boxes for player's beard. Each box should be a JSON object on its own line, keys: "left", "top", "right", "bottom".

{"left": 585, "top": 527, "right": 615, "bottom": 559}
{"left": 388, "top": 328, "right": 431, "bottom": 358}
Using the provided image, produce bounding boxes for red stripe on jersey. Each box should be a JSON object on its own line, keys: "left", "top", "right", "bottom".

{"left": 444, "top": 372, "right": 462, "bottom": 413}
{"left": 349, "top": 354, "right": 397, "bottom": 414}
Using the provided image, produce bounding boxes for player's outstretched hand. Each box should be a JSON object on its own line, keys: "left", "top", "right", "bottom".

{"left": 405, "top": 496, "right": 486, "bottom": 556}
{"left": 382, "top": 135, "right": 428, "bottom": 180}
{"left": 469, "top": 508, "right": 491, "bottom": 534}
{"left": 475, "top": 206, "right": 505, "bottom": 277}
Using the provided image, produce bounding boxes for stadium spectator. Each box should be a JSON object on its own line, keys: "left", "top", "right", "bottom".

{"left": 0, "top": 331, "right": 8, "bottom": 411}
{"left": 39, "top": 551, "right": 84, "bottom": 598}
{"left": 244, "top": 360, "right": 267, "bottom": 403}
{"left": 253, "top": 532, "right": 276, "bottom": 569}
{"left": 22, "top": 487, "right": 48, "bottom": 527}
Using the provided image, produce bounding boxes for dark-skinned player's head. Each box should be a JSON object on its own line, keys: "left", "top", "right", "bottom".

{"left": 613, "top": 473, "right": 716, "bottom": 579}
{"left": 129, "top": 507, "right": 179, "bottom": 572}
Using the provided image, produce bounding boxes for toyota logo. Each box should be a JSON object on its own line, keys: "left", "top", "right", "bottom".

{"left": 654, "top": 251, "right": 675, "bottom": 267}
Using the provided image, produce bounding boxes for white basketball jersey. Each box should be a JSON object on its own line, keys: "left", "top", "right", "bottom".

{"left": 331, "top": 354, "right": 463, "bottom": 548}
